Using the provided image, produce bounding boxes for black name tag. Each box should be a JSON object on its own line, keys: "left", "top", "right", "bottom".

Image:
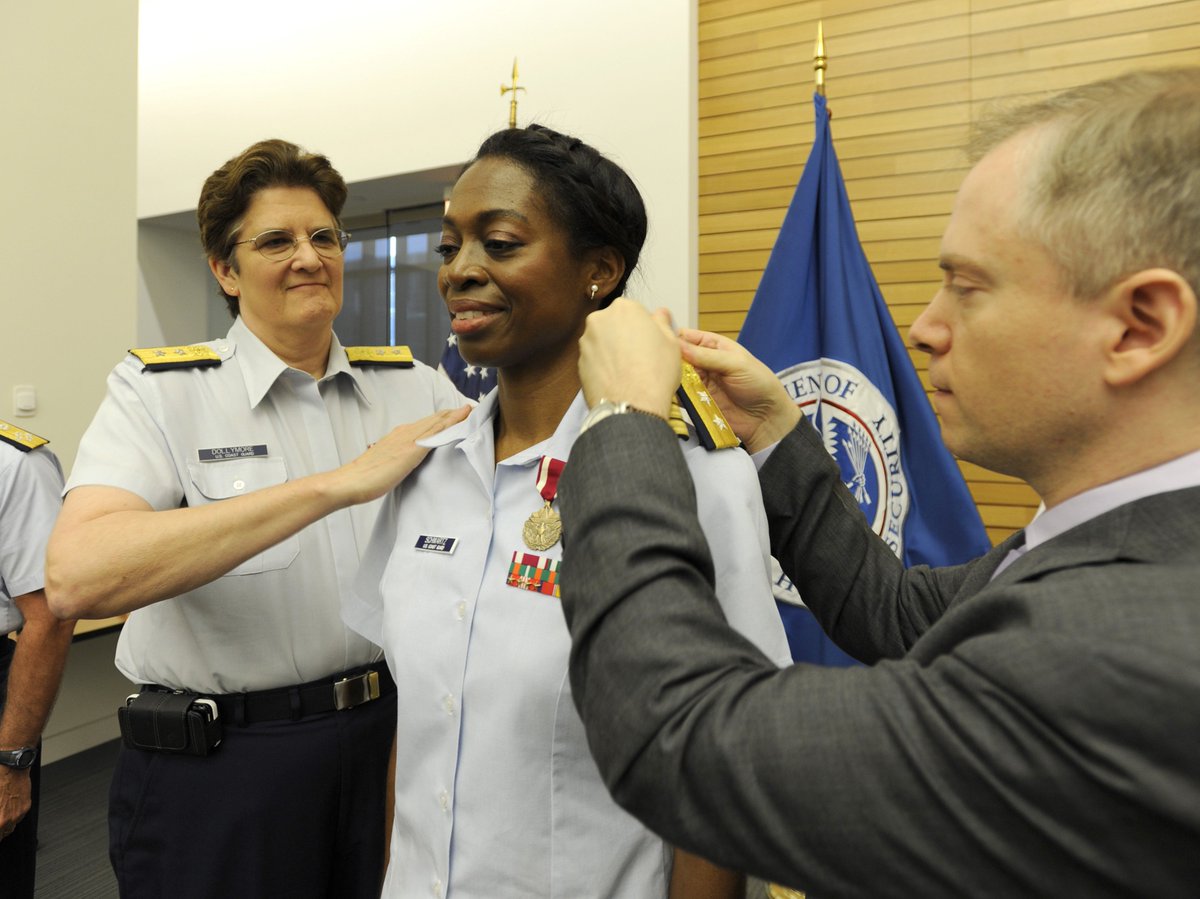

{"left": 198, "top": 445, "right": 268, "bottom": 462}
{"left": 415, "top": 535, "right": 457, "bottom": 554}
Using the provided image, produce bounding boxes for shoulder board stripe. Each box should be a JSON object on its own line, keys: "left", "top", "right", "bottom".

{"left": 345, "top": 346, "right": 415, "bottom": 367}
{"left": 130, "top": 346, "right": 222, "bottom": 371}
{"left": 676, "top": 362, "right": 740, "bottom": 451}
{"left": 668, "top": 398, "right": 689, "bottom": 441}
{"left": 0, "top": 419, "right": 48, "bottom": 452}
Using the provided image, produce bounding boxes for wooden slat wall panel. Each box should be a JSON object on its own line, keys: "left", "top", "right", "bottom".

{"left": 697, "top": 0, "right": 1200, "bottom": 544}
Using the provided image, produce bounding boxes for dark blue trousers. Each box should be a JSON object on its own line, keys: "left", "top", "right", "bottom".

{"left": 108, "top": 686, "right": 395, "bottom": 899}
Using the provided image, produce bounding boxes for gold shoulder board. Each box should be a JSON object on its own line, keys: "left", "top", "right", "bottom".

{"left": 129, "top": 345, "right": 222, "bottom": 371}
{"left": 345, "top": 346, "right": 415, "bottom": 367}
{"left": 676, "top": 362, "right": 740, "bottom": 450}
{"left": 0, "top": 419, "right": 49, "bottom": 452}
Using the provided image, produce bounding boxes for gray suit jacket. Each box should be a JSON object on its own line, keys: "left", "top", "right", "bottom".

{"left": 559, "top": 414, "right": 1200, "bottom": 898}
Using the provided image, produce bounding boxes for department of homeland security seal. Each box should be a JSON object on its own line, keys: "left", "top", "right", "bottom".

{"left": 779, "top": 357, "right": 910, "bottom": 556}
{"left": 771, "top": 357, "right": 910, "bottom": 608}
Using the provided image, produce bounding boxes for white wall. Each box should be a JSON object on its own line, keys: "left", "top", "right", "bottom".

{"left": 138, "top": 0, "right": 698, "bottom": 328}
{"left": 2, "top": 0, "right": 140, "bottom": 761}
{"left": 2, "top": 0, "right": 139, "bottom": 474}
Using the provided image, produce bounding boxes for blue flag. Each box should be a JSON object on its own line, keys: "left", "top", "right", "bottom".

{"left": 438, "top": 333, "right": 497, "bottom": 400}
{"left": 739, "top": 93, "right": 991, "bottom": 667}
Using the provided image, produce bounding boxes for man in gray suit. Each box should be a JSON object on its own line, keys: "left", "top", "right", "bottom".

{"left": 557, "top": 67, "right": 1200, "bottom": 896}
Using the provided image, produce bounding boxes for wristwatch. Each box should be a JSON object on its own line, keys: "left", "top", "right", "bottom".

{"left": 0, "top": 747, "right": 37, "bottom": 769}
{"left": 579, "top": 399, "right": 658, "bottom": 434}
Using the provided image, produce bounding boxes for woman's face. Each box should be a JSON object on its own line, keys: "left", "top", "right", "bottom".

{"left": 210, "top": 186, "right": 344, "bottom": 343}
{"left": 436, "top": 157, "right": 597, "bottom": 371}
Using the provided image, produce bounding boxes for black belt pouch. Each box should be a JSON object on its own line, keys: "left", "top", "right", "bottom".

{"left": 118, "top": 691, "right": 223, "bottom": 756}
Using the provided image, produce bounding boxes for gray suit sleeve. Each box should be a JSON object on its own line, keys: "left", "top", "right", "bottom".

{"left": 759, "top": 417, "right": 975, "bottom": 661}
{"left": 559, "top": 414, "right": 1192, "bottom": 896}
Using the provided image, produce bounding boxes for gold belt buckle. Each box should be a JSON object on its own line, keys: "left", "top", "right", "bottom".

{"left": 333, "top": 670, "right": 381, "bottom": 710}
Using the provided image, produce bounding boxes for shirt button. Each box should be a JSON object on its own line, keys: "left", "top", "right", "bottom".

{"left": 438, "top": 789, "right": 450, "bottom": 811}
{"left": 443, "top": 694, "right": 456, "bottom": 715}
{"left": 232, "top": 479, "right": 246, "bottom": 491}
{"left": 432, "top": 879, "right": 443, "bottom": 897}
{"left": 455, "top": 601, "right": 467, "bottom": 621}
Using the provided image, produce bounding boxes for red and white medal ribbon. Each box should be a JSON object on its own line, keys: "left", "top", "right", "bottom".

{"left": 523, "top": 456, "right": 566, "bottom": 551}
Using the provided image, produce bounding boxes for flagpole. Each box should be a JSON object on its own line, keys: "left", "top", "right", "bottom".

{"left": 500, "top": 58, "right": 525, "bottom": 128}
{"left": 813, "top": 21, "right": 826, "bottom": 98}
{"left": 739, "top": 12, "right": 989, "bottom": 674}
{"left": 811, "top": 20, "right": 828, "bottom": 432}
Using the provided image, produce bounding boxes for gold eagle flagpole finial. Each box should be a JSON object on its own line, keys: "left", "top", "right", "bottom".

{"left": 500, "top": 58, "right": 525, "bottom": 128}
{"left": 814, "top": 21, "right": 827, "bottom": 98}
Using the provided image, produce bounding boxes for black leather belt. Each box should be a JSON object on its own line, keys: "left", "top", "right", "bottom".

{"left": 142, "top": 664, "right": 394, "bottom": 727}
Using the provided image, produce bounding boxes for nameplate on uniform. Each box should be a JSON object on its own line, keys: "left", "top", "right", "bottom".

{"left": 676, "top": 362, "right": 740, "bottom": 451}
{"left": 197, "top": 445, "right": 268, "bottom": 462}
{"left": 506, "top": 551, "right": 561, "bottom": 598}
{"left": 415, "top": 535, "right": 457, "bottom": 554}
{"left": 130, "top": 345, "right": 222, "bottom": 371}
{"left": 0, "top": 419, "right": 48, "bottom": 452}
{"left": 345, "top": 346, "right": 415, "bottom": 367}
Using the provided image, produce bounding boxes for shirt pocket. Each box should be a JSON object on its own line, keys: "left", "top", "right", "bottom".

{"left": 186, "top": 458, "right": 300, "bottom": 576}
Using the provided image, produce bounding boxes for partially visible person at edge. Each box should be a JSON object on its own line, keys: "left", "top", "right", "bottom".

{"left": 0, "top": 423, "right": 75, "bottom": 899}
{"left": 44, "top": 139, "right": 468, "bottom": 898}
{"left": 555, "top": 67, "right": 1200, "bottom": 897}
{"left": 345, "top": 123, "right": 792, "bottom": 898}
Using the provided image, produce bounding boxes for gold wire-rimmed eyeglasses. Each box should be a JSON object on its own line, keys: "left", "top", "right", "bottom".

{"left": 231, "top": 227, "right": 351, "bottom": 261}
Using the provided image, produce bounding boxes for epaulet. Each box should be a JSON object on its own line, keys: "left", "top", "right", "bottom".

{"left": 675, "top": 362, "right": 740, "bottom": 450}
{"left": 0, "top": 419, "right": 49, "bottom": 452}
{"left": 345, "top": 346, "right": 414, "bottom": 368}
{"left": 129, "top": 345, "right": 222, "bottom": 371}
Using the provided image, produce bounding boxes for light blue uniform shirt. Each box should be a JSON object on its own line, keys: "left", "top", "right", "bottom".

{"left": 67, "top": 317, "right": 464, "bottom": 692}
{"left": 0, "top": 443, "right": 63, "bottom": 634}
{"left": 350, "top": 390, "right": 791, "bottom": 899}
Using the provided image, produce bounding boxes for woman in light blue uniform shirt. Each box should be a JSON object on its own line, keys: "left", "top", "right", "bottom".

{"left": 348, "top": 125, "right": 791, "bottom": 898}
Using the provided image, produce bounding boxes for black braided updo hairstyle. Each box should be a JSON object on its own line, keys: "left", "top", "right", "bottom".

{"left": 463, "top": 124, "right": 648, "bottom": 307}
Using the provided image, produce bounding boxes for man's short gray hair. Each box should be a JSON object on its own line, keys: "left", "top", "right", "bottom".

{"left": 970, "top": 67, "right": 1200, "bottom": 301}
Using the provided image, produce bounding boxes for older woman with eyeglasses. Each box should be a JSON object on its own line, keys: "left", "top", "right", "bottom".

{"left": 46, "top": 138, "right": 468, "bottom": 899}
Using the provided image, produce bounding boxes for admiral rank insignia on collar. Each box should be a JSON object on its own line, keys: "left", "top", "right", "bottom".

{"left": 0, "top": 419, "right": 49, "bottom": 452}
{"left": 676, "top": 362, "right": 740, "bottom": 451}
{"left": 345, "top": 346, "right": 414, "bottom": 367}
{"left": 129, "top": 345, "right": 222, "bottom": 371}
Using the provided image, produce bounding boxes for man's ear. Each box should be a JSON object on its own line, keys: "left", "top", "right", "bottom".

{"left": 209, "top": 256, "right": 240, "bottom": 298}
{"left": 585, "top": 247, "right": 625, "bottom": 305}
{"left": 1102, "top": 268, "right": 1197, "bottom": 387}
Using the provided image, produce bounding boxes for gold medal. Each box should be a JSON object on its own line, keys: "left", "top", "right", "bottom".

{"left": 523, "top": 502, "right": 562, "bottom": 552}
{"left": 523, "top": 456, "right": 566, "bottom": 551}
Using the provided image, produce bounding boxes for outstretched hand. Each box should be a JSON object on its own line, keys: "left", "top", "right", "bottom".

{"left": 331, "top": 405, "right": 472, "bottom": 505}
{"left": 678, "top": 328, "right": 800, "bottom": 454}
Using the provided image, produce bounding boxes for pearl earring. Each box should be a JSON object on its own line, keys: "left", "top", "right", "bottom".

{"left": 589, "top": 284, "right": 599, "bottom": 301}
